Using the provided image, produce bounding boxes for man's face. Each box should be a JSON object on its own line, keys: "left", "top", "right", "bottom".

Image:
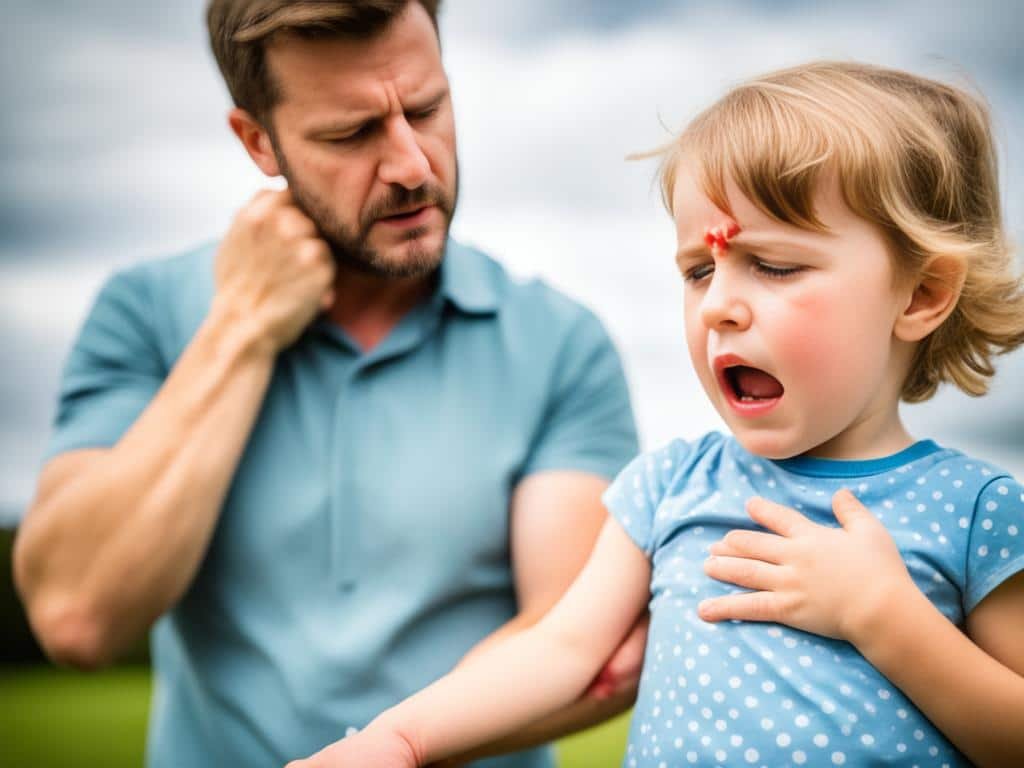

{"left": 263, "top": 3, "right": 457, "bottom": 278}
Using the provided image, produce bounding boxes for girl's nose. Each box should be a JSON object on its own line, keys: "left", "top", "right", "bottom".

{"left": 699, "top": 272, "right": 752, "bottom": 331}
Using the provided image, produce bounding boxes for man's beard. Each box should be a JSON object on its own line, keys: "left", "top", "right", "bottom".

{"left": 275, "top": 148, "right": 457, "bottom": 279}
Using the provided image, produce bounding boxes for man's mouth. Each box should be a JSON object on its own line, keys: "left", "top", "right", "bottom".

{"left": 378, "top": 205, "right": 433, "bottom": 225}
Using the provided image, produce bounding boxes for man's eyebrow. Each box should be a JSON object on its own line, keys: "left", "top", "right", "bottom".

{"left": 403, "top": 86, "right": 449, "bottom": 112}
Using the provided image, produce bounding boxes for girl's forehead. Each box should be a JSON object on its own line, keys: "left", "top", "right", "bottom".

{"left": 671, "top": 164, "right": 765, "bottom": 243}
{"left": 671, "top": 162, "right": 861, "bottom": 250}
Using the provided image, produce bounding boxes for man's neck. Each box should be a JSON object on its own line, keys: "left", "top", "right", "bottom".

{"left": 323, "top": 262, "right": 438, "bottom": 353}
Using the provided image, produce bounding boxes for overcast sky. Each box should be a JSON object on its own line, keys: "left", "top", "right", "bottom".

{"left": 2, "top": 0, "right": 1023, "bottom": 524}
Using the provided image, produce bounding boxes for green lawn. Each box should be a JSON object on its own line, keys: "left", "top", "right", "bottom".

{"left": 0, "top": 666, "right": 629, "bottom": 767}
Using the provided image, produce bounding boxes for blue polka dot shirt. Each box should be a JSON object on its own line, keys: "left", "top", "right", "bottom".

{"left": 603, "top": 432, "right": 1024, "bottom": 768}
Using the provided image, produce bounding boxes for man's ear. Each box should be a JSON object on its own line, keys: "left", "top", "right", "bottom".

{"left": 893, "top": 254, "right": 967, "bottom": 342}
{"left": 227, "top": 108, "right": 281, "bottom": 177}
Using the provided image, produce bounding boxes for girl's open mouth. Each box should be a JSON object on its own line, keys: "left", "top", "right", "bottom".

{"left": 716, "top": 360, "right": 784, "bottom": 416}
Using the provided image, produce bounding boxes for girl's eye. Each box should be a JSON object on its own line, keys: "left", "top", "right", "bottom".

{"left": 755, "top": 260, "right": 804, "bottom": 279}
{"left": 685, "top": 263, "right": 715, "bottom": 283}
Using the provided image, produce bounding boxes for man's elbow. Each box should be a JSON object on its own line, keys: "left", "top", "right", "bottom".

{"left": 24, "top": 592, "right": 120, "bottom": 671}
{"left": 13, "top": 518, "right": 123, "bottom": 670}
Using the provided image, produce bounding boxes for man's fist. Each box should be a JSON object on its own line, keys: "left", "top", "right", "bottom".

{"left": 214, "top": 189, "right": 336, "bottom": 355}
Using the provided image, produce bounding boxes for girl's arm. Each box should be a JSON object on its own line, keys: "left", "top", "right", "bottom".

{"left": 287, "top": 518, "right": 652, "bottom": 767}
{"left": 699, "top": 491, "right": 1024, "bottom": 768}
{"left": 858, "top": 570, "right": 1024, "bottom": 768}
{"left": 433, "top": 616, "right": 647, "bottom": 764}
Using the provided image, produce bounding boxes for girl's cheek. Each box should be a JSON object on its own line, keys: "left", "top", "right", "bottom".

{"left": 769, "top": 291, "right": 854, "bottom": 386}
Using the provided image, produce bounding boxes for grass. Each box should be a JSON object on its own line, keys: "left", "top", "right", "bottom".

{"left": 0, "top": 666, "right": 629, "bottom": 767}
{"left": 0, "top": 666, "right": 151, "bottom": 768}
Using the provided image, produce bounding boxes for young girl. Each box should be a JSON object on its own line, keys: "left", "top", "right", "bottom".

{"left": 290, "top": 62, "right": 1024, "bottom": 768}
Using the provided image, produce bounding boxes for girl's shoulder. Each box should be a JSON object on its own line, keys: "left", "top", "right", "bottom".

{"left": 643, "top": 430, "right": 732, "bottom": 475}
{"left": 617, "top": 431, "right": 742, "bottom": 503}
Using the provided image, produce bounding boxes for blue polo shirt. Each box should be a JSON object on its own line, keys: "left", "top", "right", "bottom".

{"left": 44, "top": 238, "right": 638, "bottom": 768}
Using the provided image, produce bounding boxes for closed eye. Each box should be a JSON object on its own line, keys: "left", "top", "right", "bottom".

{"left": 755, "top": 260, "right": 805, "bottom": 279}
{"left": 683, "top": 262, "right": 715, "bottom": 284}
{"left": 324, "top": 123, "right": 374, "bottom": 144}
{"left": 408, "top": 105, "right": 440, "bottom": 121}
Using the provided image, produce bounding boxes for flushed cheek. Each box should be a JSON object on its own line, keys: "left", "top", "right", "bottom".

{"left": 768, "top": 291, "right": 872, "bottom": 408}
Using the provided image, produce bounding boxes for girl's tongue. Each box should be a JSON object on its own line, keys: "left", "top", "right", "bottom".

{"left": 730, "top": 366, "right": 784, "bottom": 399}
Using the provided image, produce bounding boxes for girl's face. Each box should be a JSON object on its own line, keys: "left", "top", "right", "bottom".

{"left": 673, "top": 162, "right": 916, "bottom": 460}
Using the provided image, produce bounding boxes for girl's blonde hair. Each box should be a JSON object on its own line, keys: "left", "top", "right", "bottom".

{"left": 660, "top": 61, "right": 1024, "bottom": 402}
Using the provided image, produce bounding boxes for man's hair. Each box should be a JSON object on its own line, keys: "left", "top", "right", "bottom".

{"left": 658, "top": 60, "right": 1024, "bottom": 402}
{"left": 207, "top": 0, "right": 442, "bottom": 125}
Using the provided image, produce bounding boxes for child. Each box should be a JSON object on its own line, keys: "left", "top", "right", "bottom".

{"left": 290, "top": 62, "right": 1024, "bottom": 768}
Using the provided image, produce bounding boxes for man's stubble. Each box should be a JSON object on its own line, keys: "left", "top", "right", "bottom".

{"left": 273, "top": 142, "right": 459, "bottom": 280}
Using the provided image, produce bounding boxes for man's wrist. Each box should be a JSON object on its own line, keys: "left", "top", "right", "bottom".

{"left": 205, "top": 293, "right": 278, "bottom": 362}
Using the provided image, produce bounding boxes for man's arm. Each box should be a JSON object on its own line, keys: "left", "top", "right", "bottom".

{"left": 438, "top": 471, "right": 646, "bottom": 762}
{"left": 13, "top": 189, "right": 334, "bottom": 668}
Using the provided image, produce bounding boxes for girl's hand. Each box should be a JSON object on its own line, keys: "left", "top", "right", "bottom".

{"left": 698, "top": 489, "right": 920, "bottom": 645}
{"left": 284, "top": 726, "right": 420, "bottom": 768}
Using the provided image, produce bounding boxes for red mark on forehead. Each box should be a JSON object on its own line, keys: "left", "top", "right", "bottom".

{"left": 703, "top": 221, "right": 741, "bottom": 255}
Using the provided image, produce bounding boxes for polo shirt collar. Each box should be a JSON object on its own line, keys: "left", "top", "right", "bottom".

{"left": 437, "top": 238, "right": 501, "bottom": 316}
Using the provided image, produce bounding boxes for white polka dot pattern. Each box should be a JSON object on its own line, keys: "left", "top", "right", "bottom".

{"left": 604, "top": 433, "right": 1023, "bottom": 767}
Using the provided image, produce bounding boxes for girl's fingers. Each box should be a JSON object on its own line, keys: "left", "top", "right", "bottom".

{"left": 709, "top": 529, "right": 789, "bottom": 563}
{"left": 698, "top": 591, "right": 782, "bottom": 624}
{"left": 746, "top": 496, "right": 814, "bottom": 537}
{"left": 704, "top": 554, "right": 782, "bottom": 592}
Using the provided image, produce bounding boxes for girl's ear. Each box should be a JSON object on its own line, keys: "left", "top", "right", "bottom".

{"left": 893, "top": 254, "right": 967, "bottom": 342}
{"left": 228, "top": 108, "right": 282, "bottom": 178}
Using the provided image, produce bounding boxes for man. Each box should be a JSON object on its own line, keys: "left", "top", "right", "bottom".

{"left": 13, "top": 2, "right": 643, "bottom": 767}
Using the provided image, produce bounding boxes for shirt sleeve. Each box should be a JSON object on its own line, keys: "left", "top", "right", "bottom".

{"left": 43, "top": 267, "right": 167, "bottom": 462}
{"left": 602, "top": 440, "right": 691, "bottom": 556}
{"left": 519, "top": 308, "right": 638, "bottom": 481}
{"left": 964, "top": 475, "right": 1024, "bottom": 614}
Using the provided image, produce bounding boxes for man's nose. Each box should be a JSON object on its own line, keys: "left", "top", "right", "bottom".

{"left": 699, "top": 272, "right": 752, "bottom": 331}
{"left": 378, "top": 117, "right": 431, "bottom": 190}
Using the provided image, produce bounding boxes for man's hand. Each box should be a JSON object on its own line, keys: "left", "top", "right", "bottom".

{"left": 215, "top": 188, "right": 336, "bottom": 355}
{"left": 585, "top": 612, "right": 648, "bottom": 701}
{"left": 285, "top": 726, "right": 420, "bottom": 768}
{"left": 698, "top": 490, "right": 920, "bottom": 644}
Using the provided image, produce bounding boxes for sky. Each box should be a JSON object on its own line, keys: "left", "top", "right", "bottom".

{"left": 2, "top": 0, "right": 1023, "bottom": 525}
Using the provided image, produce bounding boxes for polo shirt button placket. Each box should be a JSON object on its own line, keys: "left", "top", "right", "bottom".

{"left": 331, "top": 367, "right": 361, "bottom": 593}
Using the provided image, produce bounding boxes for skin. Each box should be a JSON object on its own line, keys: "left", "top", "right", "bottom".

{"left": 677, "top": 162, "right": 1024, "bottom": 766}
{"left": 702, "top": 494, "right": 1024, "bottom": 767}
{"left": 236, "top": 6, "right": 647, "bottom": 757}
{"left": 228, "top": 3, "right": 460, "bottom": 350}
{"left": 15, "top": 2, "right": 644, "bottom": 762}
{"left": 673, "top": 160, "right": 924, "bottom": 461}
{"left": 275, "top": 158, "right": 1022, "bottom": 768}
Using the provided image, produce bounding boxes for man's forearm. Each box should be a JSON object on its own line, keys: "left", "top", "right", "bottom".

{"left": 15, "top": 299, "right": 276, "bottom": 665}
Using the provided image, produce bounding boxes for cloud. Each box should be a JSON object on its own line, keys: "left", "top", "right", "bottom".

{"left": 1, "top": 0, "right": 1023, "bottom": 524}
